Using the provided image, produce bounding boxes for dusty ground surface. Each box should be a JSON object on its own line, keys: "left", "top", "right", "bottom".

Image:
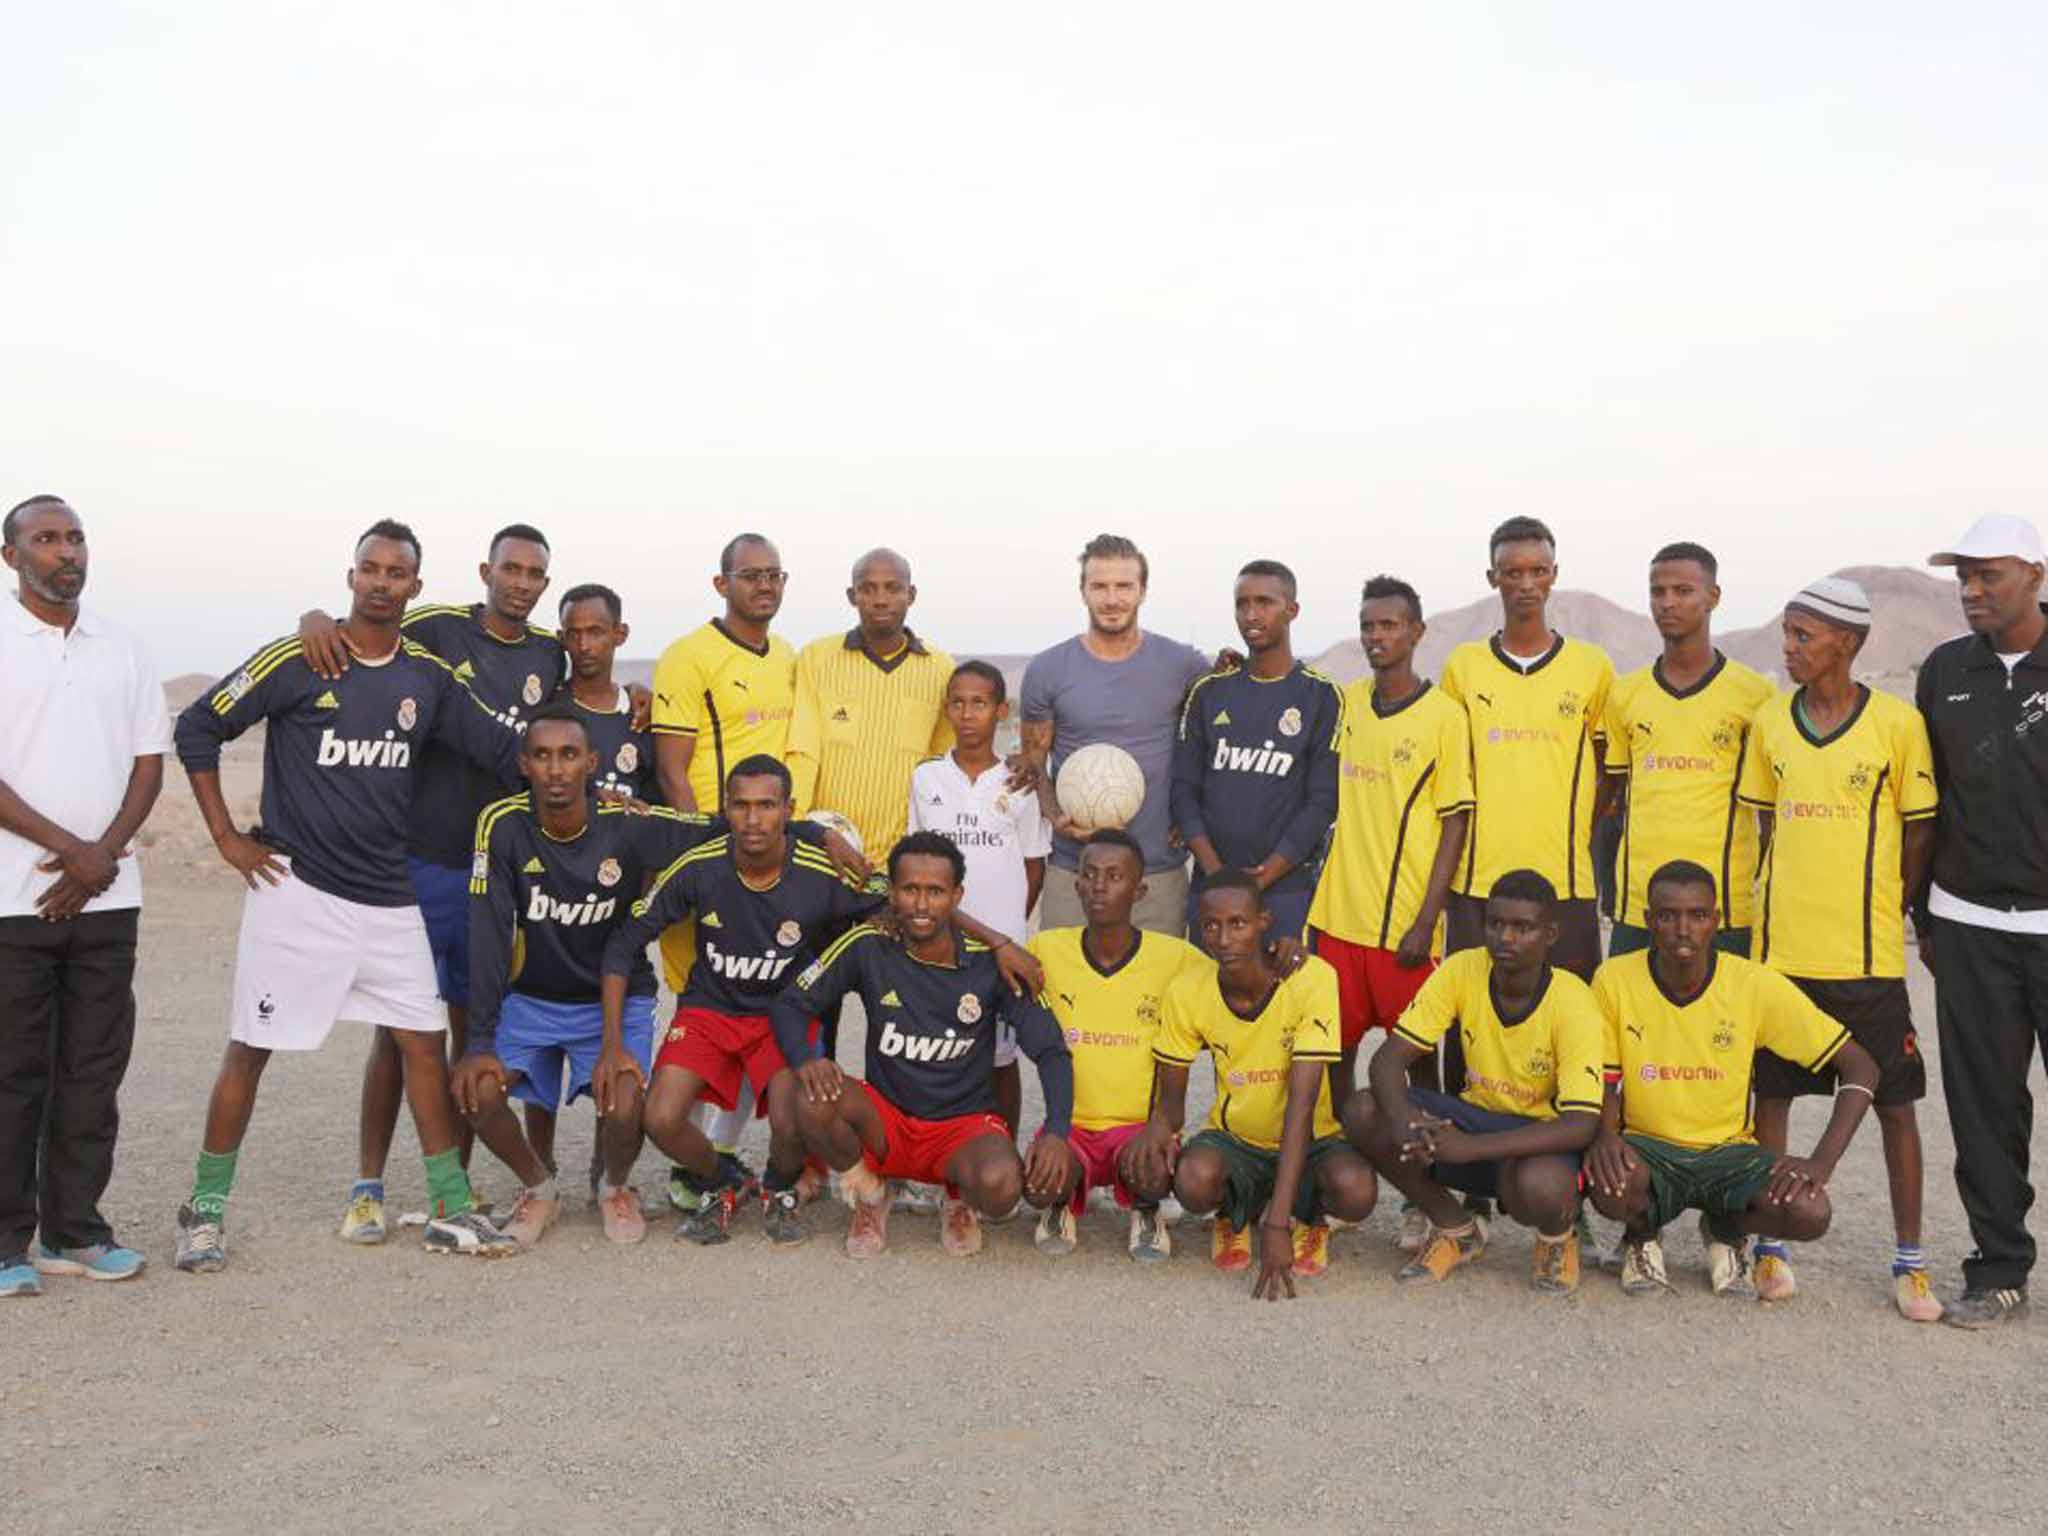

{"left": 7, "top": 753, "right": 2048, "bottom": 1534}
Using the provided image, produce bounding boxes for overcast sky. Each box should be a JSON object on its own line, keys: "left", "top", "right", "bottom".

{"left": 6, "top": 3, "right": 2041, "bottom": 674}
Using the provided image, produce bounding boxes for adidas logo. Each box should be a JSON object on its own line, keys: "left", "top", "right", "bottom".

{"left": 522, "top": 857, "right": 545, "bottom": 873}
{"left": 701, "top": 911, "right": 722, "bottom": 928}
{"left": 453, "top": 660, "right": 475, "bottom": 683}
{"left": 314, "top": 690, "right": 340, "bottom": 709}
{"left": 832, "top": 706, "right": 850, "bottom": 722}
{"left": 1213, "top": 709, "right": 1231, "bottom": 726}
{"left": 879, "top": 989, "right": 901, "bottom": 1007}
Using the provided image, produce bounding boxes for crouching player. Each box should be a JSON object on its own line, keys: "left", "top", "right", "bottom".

{"left": 1026, "top": 829, "right": 1204, "bottom": 1262}
{"left": 1126, "top": 871, "right": 1378, "bottom": 1300}
{"left": 1340, "top": 869, "right": 1603, "bottom": 1293}
{"left": 1588, "top": 859, "right": 1879, "bottom": 1298}
{"left": 775, "top": 832, "right": 1079, "bottom": 1258}
{"left": 451, "top": 704, "right": 718, "bottom": 1249}
{"left": 599, "top": 755, "right": 885, "bottom": 1245}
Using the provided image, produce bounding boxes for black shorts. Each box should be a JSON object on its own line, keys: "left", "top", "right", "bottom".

{"left": 1445, "top": 893, "right": 1602, "bottom": 983}
{"left": 1753, "top": 976, "right": 1924, "bottom": 1107}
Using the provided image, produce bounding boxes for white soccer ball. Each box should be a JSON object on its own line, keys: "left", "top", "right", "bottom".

{"left": 807, "top": 808, "right": 864, "bottom": 857}
{"left": 1056, "top": 743, "right": 1146, "bottom": 833}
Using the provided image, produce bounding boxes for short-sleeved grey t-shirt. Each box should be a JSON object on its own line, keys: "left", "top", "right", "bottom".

{"left": 1020, "top": 631, "right": 1212, "bottom": 872}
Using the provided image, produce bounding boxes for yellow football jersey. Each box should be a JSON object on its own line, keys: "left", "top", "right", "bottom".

{"left": 786, "top": 629, "right": 955, "bottom": 857}
{"left": 650, "top": 620, "right": 798, "bottom": 812}
{"left": 1440, "top": 635, "right": 1615, "bottom": 903}
{"left": 1029, "top": 926, "right": 1204, "bottom": 1131}
{"left": 1738, "top": 686, "right": 1938, "bottom": 980}
{"left": 1593, "top": 949, "right": 1850, "bottom": 1149}
{"left": 1307, "top": 679, "right": 1474, "bottom": 948}
{"left": 1391, "top": 948, "right": 1604, "bottom": 1119}
{"left": 1602, "top": 655, "right": 1775, "bottom": 929}
{"left": 1155, "top": 955, "right": 1343, "bottom": 1150}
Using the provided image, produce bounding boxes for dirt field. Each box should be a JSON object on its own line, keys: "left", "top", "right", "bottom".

{"left": 7, "top": 760, "right": 2048, "bottom": 1534}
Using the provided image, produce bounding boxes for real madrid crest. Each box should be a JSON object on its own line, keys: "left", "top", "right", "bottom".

{"left": 777, "top": 920, "right": 803, "bottom": 947}
{"left": 397, "top": 696, "right": 418, "bottom": 730}
{"left": 523, "top": 673, "right": 545, "bottom": 707}
{"left": 1277, "top": 706, "right": 1303, "bottom": 738}
{"left": 616, "top": 742, "right": 638, "bottom": 774}
{"left": 957, "top": 993, "right": 982, "bottom": 1024}
{"left": 597, "top": 857, "right": 622, "bottom": 888}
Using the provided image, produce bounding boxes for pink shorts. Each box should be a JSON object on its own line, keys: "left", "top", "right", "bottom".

{"left": 1044, "top": 1122, "right": 1149, "bottom": 1215}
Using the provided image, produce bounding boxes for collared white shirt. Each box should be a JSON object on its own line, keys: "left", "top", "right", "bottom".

{"left": 0, "top": 597, "right": 170, "bottom": 918}
{"left": 907, "top": 751, "right": 1052, "bottom": 942}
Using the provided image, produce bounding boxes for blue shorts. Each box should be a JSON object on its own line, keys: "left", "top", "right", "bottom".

{"left": 1406, "top": 1087, "right": 1582, "bottom": 1199}
{"left": 497, "top": 992, "right": 656, "bottom": 1111}
{"left": 407, "top": 857, "right": 471, "bottom": 1006}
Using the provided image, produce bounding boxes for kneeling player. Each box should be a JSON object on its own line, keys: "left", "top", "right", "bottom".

{"left": 601, "top": 755, "right": 884, "bottom": 1245}
{"left": 450, "top": 705, "right": 715, "bottom": 1248}
{"left": 776, "top": 832, "right": 1078, "bottom": 1258}
{"left": 1126, "top": 871, "right": 1377, "bottom": 1300}
{"left": 1026, "top": 829, "right": 1204, "bottom": 1262}
{"left": 1588, "top": 860, "right": 1879, "bottom": 1298}
{"left": 1341, "top": 870, "right": 1602, "bottom": 1293}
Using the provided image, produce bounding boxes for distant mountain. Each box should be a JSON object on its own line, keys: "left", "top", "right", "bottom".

{"left": 1308, "top": 565, "right": 1964, "bottom": 686}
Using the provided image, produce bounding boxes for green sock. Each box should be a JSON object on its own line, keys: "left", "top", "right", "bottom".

{"left": 192, "top": 1148, "right": 238, "bottom": 1219}
{"left": 423, "top": 1148, "right": 473, "bottom": 1218}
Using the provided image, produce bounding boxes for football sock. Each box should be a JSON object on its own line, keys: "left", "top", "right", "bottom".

{"left": 192, "top": 1149, "right": 239, "bottom": 1219}
{"left": 422, "top": 1148, "right": 473, "bottom": 1218}
{"left": 1753, "top": 1239, "right": 1790, "bottom": 1260}
{"left": 1893, "top": 1243, "right": 1926, "bottom": 1276}
{"left": 349, "top": 1178, "right": 383, "bottom": 1202}
{"left": 527, "top": 1176, "right": 559, "bottom": 1203}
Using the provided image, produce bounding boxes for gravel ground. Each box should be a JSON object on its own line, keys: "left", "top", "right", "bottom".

{"left": 7, "top": 838, "right": 2048, "bottom": 1533}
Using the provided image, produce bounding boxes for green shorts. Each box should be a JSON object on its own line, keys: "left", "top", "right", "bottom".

{"left": 1183, "top": 1129, "right": 1354, "bottom": 1229}
{"left": 1625, "top": 1133, "right": 1776, "bottom": 1232}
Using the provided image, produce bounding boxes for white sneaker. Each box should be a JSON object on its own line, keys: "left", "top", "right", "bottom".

{"left": 1619, "top": 1236, "right": 1671, "bottom": 1296}
{"left": 1034, "top": 1203, "right": 1078, "bottom": 1256}
{"left": 1394, "top": 1205, "right": 1429, "bottom": 1253}
{"left": 1699, "top": 1215, "right": 1755, "bottom": 1299}
{"left": 1128, "top": 1207, "right": 1172, "bottom": 1264}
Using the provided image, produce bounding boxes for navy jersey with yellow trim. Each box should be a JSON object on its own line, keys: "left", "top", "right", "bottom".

{"left": 573, "top": 693, "right": 662, "bottom": 803}
{"left": 400, "top": 603, "right": 567, "bottom": 865}
{"left": 467, "top": 801, "right": 714, "bottom": 1049}
{"left": 771, "top": 926, "right": 1075, "bottom": 1133}
{"left": 174, "top": 637, "right": 521, "bottom": 907}
{"left": 603, "top": 832, "right": 886, "bottom": 1014}
{"left": 1170, "top": 663, "right": 1343, "bottom": 892}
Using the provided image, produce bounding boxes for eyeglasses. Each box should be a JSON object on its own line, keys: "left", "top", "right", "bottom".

{"left": 730, "top": 568, "right": 788, "bottom": 586}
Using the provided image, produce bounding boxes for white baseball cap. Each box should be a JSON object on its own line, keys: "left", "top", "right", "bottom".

{"left": 1928, "top": 513, "right": 2045, "bottom": 567}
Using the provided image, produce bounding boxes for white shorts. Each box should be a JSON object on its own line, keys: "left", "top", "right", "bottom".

{"left": 995, "top": 1019, "right": 1019, "bottom": 1069}
{"left": 228, "top": 862, "right": 445, "bottom": 1051}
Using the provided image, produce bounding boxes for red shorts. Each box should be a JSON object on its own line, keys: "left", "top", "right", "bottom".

{"left": 859, "top": 1080, "right": 1011, "bottom": 1190}
{"left": 654, "top": 1007, "right": 806, "bottom": 1116}
{"left": 1312, "top": 930, "right": 1437, "bottom": 1047}
{"left": 1044, "top": 1121, "right": 1153, "bottom": 1215}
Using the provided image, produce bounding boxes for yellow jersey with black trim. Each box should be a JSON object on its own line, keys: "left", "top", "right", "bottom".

{"left": 1439, "top": 635, "right": 1614, "bottom": 902}
{"left": 786, "top": 628, "right": 955, "bottom": 857}
{"left": 1154, "top": 955, "right": 1342, "bottom": 1149}
{"left": 1737, "top": 686, "right": 1939, "bottom": 980}
{"left": 1028, "top": 926, "right": 1205, "bottom": 1131}
{"left": 650, "top": 620, "right": 797, "bottom": 811}
{"left": 1601, "top": 654, "right": 1775, "bottom": 930}
{"left": 1308, "top": 679, "right": 1474, "bottom": 948}
{"left": 1391, "top": 948, "right": 1604, "bottom": 1119}
{"left": 1593, "top": 948, "right": 1850, "bottom": 1148}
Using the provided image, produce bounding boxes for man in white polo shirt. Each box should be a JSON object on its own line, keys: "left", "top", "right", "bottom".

{"left": 0, "top": 495, "right": 169, "bottom": 1297}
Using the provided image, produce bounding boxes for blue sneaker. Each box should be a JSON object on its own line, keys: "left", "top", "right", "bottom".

{"left": 0, "top": 1254, "right": 41, "bottom": 1298}
{"left": 36, "top": 1240, "right": 147, "bottom": 1282}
